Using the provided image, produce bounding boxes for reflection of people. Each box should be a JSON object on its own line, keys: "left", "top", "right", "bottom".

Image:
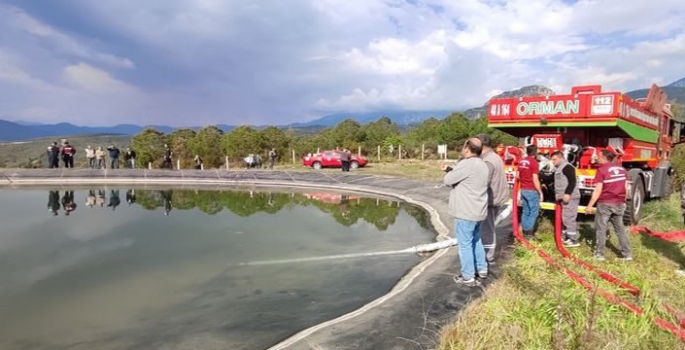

{"left": 161, "top": 190, "right": 173, "bottom": 215}
{"left": 126, "top": 189, "right": 136, "bottom": 205}
{"left": 61, "top": 191, "right": 77, "bottom": 216}
{"left": 107, "top": 190, "right": 121, "bottom": 210}
{"left": 48, "top": 190, "right": 60, "bottom": 215}
{"left": 96, "top": 190, "right": 106, "bottom": 207}
{"left": 86, "top": 190, "right": 96, "bottom": 208}
{"left": 442, "top": 138, "right": 489, "bottom": 287}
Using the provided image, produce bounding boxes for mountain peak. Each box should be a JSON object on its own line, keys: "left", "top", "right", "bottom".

{"left": 668, "top": 77, "right": 685, "bottom": 88}
{"left": 487, "top": 85, "right": 556, "bottom": 103}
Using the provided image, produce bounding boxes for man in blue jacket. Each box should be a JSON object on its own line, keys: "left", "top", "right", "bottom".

{"left": 107, "top": 145, "right": 120, "bottom": 169}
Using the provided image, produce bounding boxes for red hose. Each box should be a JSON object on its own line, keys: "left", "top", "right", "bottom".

{"left": 510, "top": 176, "right": 685, "bottom": 340}
{"left": 631, "top": 226, "right": 685, "bottom": 242}
{"left": 553, "top": 202, "right": 640, "bottom": 296}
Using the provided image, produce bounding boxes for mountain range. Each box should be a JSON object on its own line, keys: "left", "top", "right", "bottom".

{"left": 1, "top": 78, "right": 684, "bottom": 142}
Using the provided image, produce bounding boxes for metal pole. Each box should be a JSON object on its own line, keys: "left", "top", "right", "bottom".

{"left": 377, "top": 145, "right": 381, "bottom": 162}
{"left": 422, "top": 144, "right": 425, "bottom": 160}
{"left": 225, "top": 156, "right": 229, "bottom": 170}
{"left": 358, "top": 146, "right": 361, "bottom": 157}
{"left": 398, "top": 145, "right": 402, "bottom": 160}
{"left": 292, "top": 149, "right": 296, "bottom": 164}
{"left": 176, "top": 159, "right": 180, "bottom": 170}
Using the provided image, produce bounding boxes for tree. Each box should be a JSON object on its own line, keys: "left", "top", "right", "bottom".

{"left": 190, "top": 126, "right": 224, "bottom": 168}
{"left": 131, "top": 128, "right": 167, "bottom": 168}
{"left": 259, "top": 126, "right": 291, "bottom": 162}
{"left": 329, "top": 119, "right": 366, "bottom": 149}
{"left": 222, "top": 126, "right": 262, "bottom": 160}
{"left": 364, "top": 117, "right": 400, "bottom": 153}
{"left": 168, "top": 128, "right": 197, "bottom": 168}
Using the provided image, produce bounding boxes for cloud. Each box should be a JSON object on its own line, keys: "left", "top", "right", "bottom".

{"left": 0, "top": 0, "right": 683, "bottom": 126}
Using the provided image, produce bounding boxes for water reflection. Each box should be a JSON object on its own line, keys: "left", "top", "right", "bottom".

{"left": 40, "top": 189, "right": 432, "bottom": 231}
{"left": 0, "top": 188, "right": 436, "bottom": 350}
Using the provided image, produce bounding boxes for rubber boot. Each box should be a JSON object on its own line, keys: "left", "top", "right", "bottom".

{"left": 523, "top": 230, "right": 537, "bottom": 241}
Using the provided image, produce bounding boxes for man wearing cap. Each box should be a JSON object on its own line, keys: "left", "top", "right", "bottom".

{"left": 585, "top": 149, "right": 632, "bottom": 261}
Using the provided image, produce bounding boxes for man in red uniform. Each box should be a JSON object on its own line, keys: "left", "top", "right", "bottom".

{"left": 518, "top": 145, "right": 543, "bottom": 240}
{"left": 585, "top": 149, "right": 632, "bottom": 261}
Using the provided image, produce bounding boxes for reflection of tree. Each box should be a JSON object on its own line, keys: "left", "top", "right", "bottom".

{"left": 402, "top": 204, "right": 432, "bottom": 230}
{"left": 123, "top": 189, "right": 422, "bottom": 231}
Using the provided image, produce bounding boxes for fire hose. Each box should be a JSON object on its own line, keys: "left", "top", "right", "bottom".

{"left": 511, "top": 175, "right": 685, "bottom": 340}
{"left": 631, "top": 226, "right": 685, "bottom": 242}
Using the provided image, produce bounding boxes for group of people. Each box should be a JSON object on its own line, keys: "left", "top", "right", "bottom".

{"left": 46, "top": 141, "right": 77, "bottom": 168}
{"left": 444, "top": 134, "right": 632, "bottom": 287}
{"left": 47, "top": 141, "right": 137, "bottom": 169}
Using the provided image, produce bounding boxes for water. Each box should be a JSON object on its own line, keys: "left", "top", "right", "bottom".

{"left": 0, "top": 187, "right": 435, "bottom": 350}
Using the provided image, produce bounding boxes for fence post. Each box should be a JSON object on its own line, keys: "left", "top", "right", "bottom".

{"left": 176, "top": 160, "right": 180, "bottom": 170}
{"left": 358, "top": 146, "right": 361, "bottom": 156}
{"left": 148, "top": 162, "right": 152, "bottom": 169}
{"left": 225, "top": 156, "right": 229, "bottom": 170}
{"left": 377, "top": 145, "right": 381, "bottom": 162}
{"left": 292, "top": 149, "right": 296, "bottom": 164}
{"left": 422, "top": 144, "right": 425, "bottom": 160}
{"left": 201, "top": 163, "right": 204, "bottom": 170}
{"left": 398, "top": 145, "right": 402, "bottom": 160}
{"left": 317, "top": 147, "right": 320, "bottom": 154}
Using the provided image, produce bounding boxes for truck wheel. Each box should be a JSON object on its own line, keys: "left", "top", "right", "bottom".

{"left": 350, "top": 161, "right": 359, "bottom": 169}
{"left": 624, "top": 178, "right": 645, "bottom": 225}
{"left": 661, "top": 174, "right": 673, "bottom": 200}
{"left": 312, "top": 162, "right": 322, "bottom": 170}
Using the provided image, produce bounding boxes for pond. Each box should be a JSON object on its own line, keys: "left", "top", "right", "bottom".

{"left": 0, "top": 187, "right": 436, "bottom": 350}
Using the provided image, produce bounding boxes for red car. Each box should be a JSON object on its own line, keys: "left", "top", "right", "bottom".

{"left": 302, "top": 150, "right": 368, "bottom": 169}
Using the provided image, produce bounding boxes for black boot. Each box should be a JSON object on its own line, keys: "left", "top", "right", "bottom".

{"left": 523, "top": 230, "right": 537, "bottom": 241}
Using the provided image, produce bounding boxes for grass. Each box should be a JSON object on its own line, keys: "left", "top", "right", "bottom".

{"left": 440, "top": 195, "right": 685, "bottom": 350}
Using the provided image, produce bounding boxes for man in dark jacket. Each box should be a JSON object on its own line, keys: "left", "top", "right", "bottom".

{"left": 47, "top": 142, "right": 60, "bottom": 168}
{"left": 340, "top": 149, "right": 351, "bottom": 172}
{"left": 107, "top": 145, "right": 120, "bottom": 169}
{"left": 61, "top": 142, "right": 76, "bottom": 168}
{"left": 124, "top": 147, "right": 137, "bottom": 169}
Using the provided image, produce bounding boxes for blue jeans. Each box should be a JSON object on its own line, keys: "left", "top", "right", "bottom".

{"left": 455, "top": 219, "right": 487, "bottom": 280}
{"left": 521, "top": 190, "right": 540, "bottom": 232}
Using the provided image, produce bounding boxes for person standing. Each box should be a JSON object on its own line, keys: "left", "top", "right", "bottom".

{"left": 550, "top": 151, "right": 581, "bottom": 247}
{"left": 194, "top": 155, "right": 203, "bottom": 169}
{"left": 345, "top": 148, "right": 353, "bottom": 171}
{"left": 85, "top": 145, "right": 96, "bottom": 169}
{"left": 95, "top": 147, "right": 106, "bottom": 169}
{"left": 124, "top": 147, "right": 137, "bottom": 169}
{"left": 442, "top": 138, "right": 490, "bottom": 286}
{"left": 585, "top": 150, "right": 632, "bottom": 261}
{"left": 107, "top": 145, "right": 120, "bottom": 169}
{"left": 163, "top": 144, "right": 173, "bottom": 169}
{"left": 268, "top": 148, "right": 277, "bottom": 169}
{"left": 476, "top": 134, "right": 509, "bottom": 263}
{"left": 518, "top": 145, "right": 544, "bottom": 240}
{"left": 340, "top": 148, "right": 350, "bottom": 172}
{"left": 47, "top": 142, "right": 59, "bottom": 168}
{"left": 61, "top": 142, "right": 76, "bottom": 168}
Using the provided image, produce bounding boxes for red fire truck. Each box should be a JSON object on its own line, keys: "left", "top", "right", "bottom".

{"left": 488, "top": 84, "right": 684, "bottom": 224}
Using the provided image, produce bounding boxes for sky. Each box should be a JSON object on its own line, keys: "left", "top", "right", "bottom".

{"left": 0, "top": 0, "right": 684, "bottom": 127}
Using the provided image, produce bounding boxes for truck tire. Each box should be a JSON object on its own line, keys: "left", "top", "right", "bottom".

{"left": 624, "top": 177, "right": 645, "bottom": 226}
{"left": 350, "top": 160, "right": 359, "bottom": 169}
{"left": 313, "top": 162, "right": 322, "bottom": 170}
{"left": 661, "top": 174, "right": 673, "bottom": 200}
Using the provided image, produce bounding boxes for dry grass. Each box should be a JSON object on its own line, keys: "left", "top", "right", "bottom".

{"left": 440, "top": 196, "right": 685, "bottom": 350}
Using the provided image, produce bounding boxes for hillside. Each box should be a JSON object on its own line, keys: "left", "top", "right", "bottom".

{"left": 463, "top": 85, "right": 557, "bottom": 119}
{"left": 0, "top": 134, "right": 131, "bottom": 168}
{"left": 289, "top": 110, "right": 453, "bottom": 128}
{"left": 626, "top": 78, "right": 685, "bottom": 104}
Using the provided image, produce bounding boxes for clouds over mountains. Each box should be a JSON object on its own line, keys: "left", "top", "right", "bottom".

{"left": 0, "top": 0, "right": 683, "bottom": 126}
